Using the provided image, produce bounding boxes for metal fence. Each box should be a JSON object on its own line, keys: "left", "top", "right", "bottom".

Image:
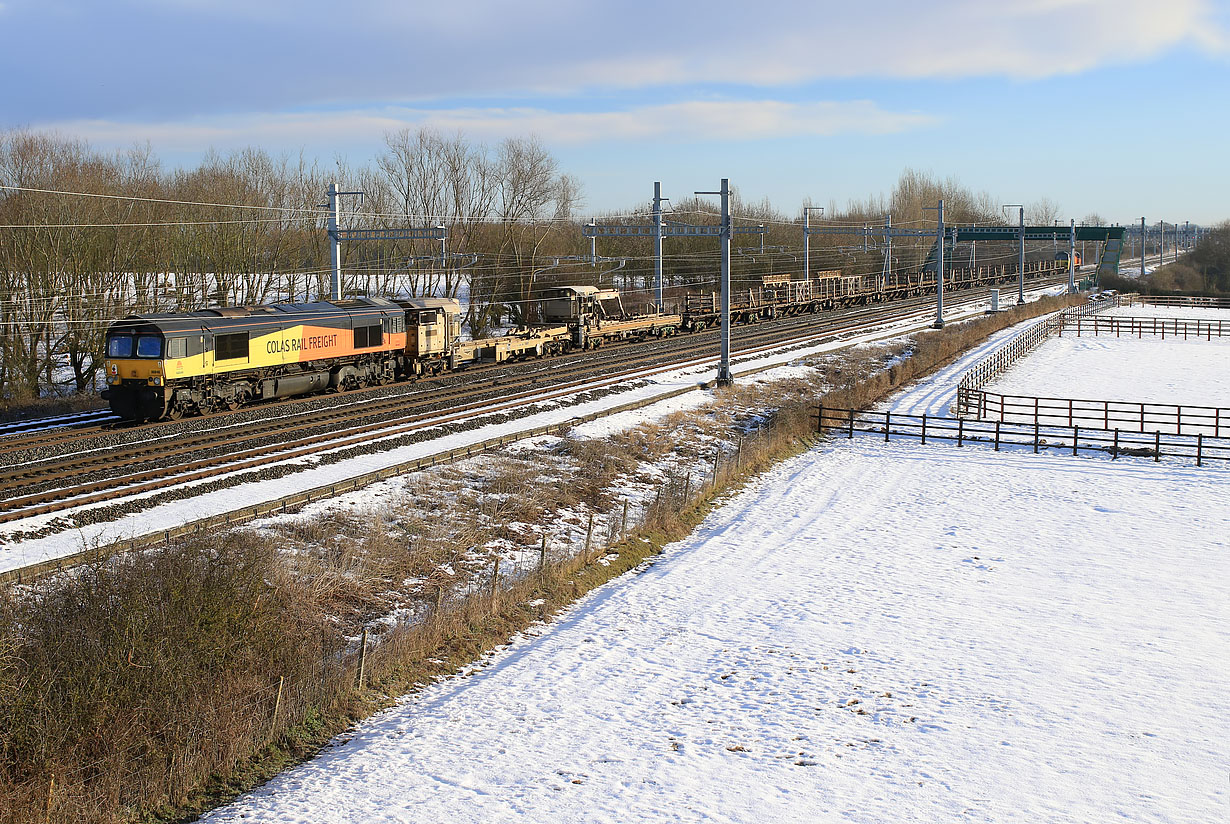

{"left": 955, "top": 389, "right": 1229, "bottom": 436}
{"left": 814, "top": 404, "right": 1229, "bottom": 467}
{"left": 956, "top": 299, "right": 1117, "bottom": 395}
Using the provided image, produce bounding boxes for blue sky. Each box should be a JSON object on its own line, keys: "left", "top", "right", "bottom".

{"left": 2, "top": 0, "right": 1227, "bottom": 223}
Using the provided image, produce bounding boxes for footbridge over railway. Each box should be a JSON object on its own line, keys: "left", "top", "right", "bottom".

{"left": 943, "top": 225, "right": 1126, "bottom": 284}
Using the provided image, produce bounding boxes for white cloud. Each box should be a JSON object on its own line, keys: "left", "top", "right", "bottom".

{"left": 45, "top": 99, "right": 937, "bottom": 151}
{"left": 547, "top": 0, "right": 1226, "bottom": 89}
{"left": 3, "top": 1, "right": 1223, "bottom": 130}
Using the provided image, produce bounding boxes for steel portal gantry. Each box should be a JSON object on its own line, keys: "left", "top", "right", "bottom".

{"left": 323, "top": 182, "right": 448, "bottom": 300}
{"left": 583, "top": 182, "right": 767, "bottom": 311}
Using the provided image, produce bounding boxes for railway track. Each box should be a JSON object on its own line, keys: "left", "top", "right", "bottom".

{"left": 0, "top": 289, "right": 925, "bottom": 459}
{"left": 0, "top": 279, "right": 1066, "bottom": 529}
{"left": 0, "top": 279, "right": 1040, "bottom": 457}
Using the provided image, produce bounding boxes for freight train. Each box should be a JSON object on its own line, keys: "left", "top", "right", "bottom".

{"left": 101, "top": 259, "right": 1068, "bottom": 421}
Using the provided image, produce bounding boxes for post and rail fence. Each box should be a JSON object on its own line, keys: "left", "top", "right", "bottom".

{"left": 956, "top": 389, "right": 1229, "bottom": 436}
{"left": 813, "top": 404, "right": 1228, "bottom": 467}
{"left": 1122, "top": 294, "right": 1230, "bottom": 310}
{"left": 1062, "top": 314, "right": 1230, "bottom": 340}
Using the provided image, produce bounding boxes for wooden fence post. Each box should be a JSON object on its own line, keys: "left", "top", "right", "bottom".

{"left": 1197, "top": 434, "right": 1203, "bottom": 468}
{"left": 957, "top": 418, "right": 964, "bottom": 447}
{"left": 847, "top": 408, "right": 855, "bottom": 439}
{"left": 1112, "top": 429, "right": 1119, "bottom": 460}
{"left": 711, "top": 451, "right": 720, "bottom": 488}
{"left": 269, "top": 675, "right": 285, "bottom": 740}
{"left": 1154, "top": 431, "right": 1161, "bottom": 462}
{"left": 622, "top": 499, "right": 629, "bottom": 536}
{"left": 994, "top": 420, "right": 1001, "bottom": 451}
{"left": 884, "top": 411, "right": 891, "bottom": 442}
{"left": 584, "top": 513, "right": 594, "bottom": 559}
{"left": 491, "top": 557, "right": 501, "bottom": 614}
{"left": 1072, "top": 426, "right": 1079, "bottom": 456}
{"left": 540, "top": 533, "right": 547, "bottom": 575}
{"left": 1034, "top": 422, "right": 1040, "bottom": 454}
{"left": 356, "top": 629, "right": 368, "bottom": 690}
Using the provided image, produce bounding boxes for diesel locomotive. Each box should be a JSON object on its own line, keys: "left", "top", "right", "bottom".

{"left": 101, "top": 297, "right": 409, "bottom": 421}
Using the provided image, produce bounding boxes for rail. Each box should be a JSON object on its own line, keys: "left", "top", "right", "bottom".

{"left": 956, "top": 299, "right": 1117, "bottom": 395}
{"left": 813, "top": 405, "right": 1229, "bottom": 467}
{"left": 1060, "top": 314, "right": 1230, "bottom": 340}
{"left": 955, "top": 389, "right": 1229, "bottom": 436}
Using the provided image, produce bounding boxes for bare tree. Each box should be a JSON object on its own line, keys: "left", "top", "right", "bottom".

{"left": 1026, "top": 197, "right": 1062, "bottom": 226}
{"left": 496, "top": 136, "right": 582, "bottom": 324}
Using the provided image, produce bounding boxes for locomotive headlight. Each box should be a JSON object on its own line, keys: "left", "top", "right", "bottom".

{"left": 107, "top": 375, "right": 121, "bottom": 385}
{"left": 149, "top": 376, "right": 163, "bottom": 386}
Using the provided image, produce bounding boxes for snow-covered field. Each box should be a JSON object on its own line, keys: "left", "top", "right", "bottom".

{"left": 984, "top": 335, "right": 1230, "bottom": 406}
{"left": 204, "top": 309, "right": 1229, "bottom": 824}
{"left": 202, "top": 302, "right": 1229, "bottom": 824}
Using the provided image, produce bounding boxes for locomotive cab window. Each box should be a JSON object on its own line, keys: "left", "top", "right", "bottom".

{"left": 136, "top": 335, "right": 163, "bottom": 358}
{"left": 354, "top": 324, "right": 383, "bottom": 348}
{"left": 106, "top": 335, "right": 133, "bottom": 358}
{"left": 215, "top": 332, "right": 249, "bottom": 361}
{"left": 167, "top": 337, "right": 187, "bottom": 359}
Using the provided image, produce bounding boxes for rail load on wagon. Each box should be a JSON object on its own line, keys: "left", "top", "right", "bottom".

{"left": 539, "top": 285, "right": 681, "bottom": 348}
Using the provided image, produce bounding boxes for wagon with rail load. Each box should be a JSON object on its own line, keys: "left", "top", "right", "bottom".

{"left": 539, "top": 285, "right": 681, "bottom": 348}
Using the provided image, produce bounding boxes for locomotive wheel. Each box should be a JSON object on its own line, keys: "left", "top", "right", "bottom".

{"left": 166, "top": 405, "right": 184, "bottom": 421}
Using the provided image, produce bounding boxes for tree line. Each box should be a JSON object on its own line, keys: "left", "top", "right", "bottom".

{"left": 1, "top": 126, "right": 1070, "bottom": 402}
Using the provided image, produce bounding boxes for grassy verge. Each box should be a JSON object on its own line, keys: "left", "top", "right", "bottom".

{"left": 0, "top": 293, "right": 1080, "bottom": 824}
